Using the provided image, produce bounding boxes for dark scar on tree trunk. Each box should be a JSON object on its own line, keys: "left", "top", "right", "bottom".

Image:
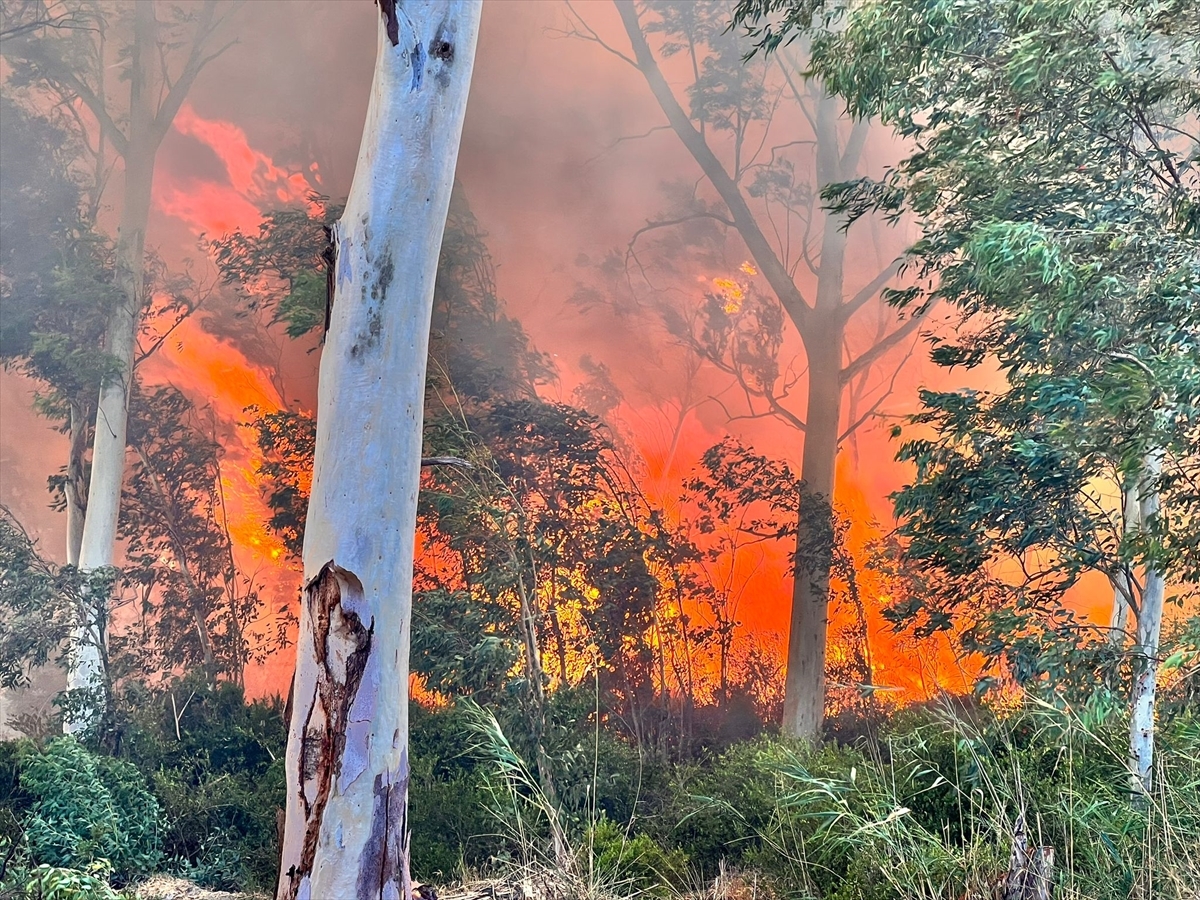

{"left": 356, "top": 749, "right": 411, "bottom": 898}
{"left": 285, "top": 562, "right": 374, "bottom": 900}
{"left": 322, "top": 225, "right": 336, "bottom": 333}
{"left": 377, "top": 0, "right": 400, "bottom": 47}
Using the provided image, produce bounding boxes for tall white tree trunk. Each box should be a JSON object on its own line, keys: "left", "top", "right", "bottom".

{"left": 276, "top": 4, "right": 481, "bottom": 898}
{"left": 1129, "top": 450, "right": 1165, "bottom": 795}
{"left": 66, "top": 2, "right": 157, "bottom": 721}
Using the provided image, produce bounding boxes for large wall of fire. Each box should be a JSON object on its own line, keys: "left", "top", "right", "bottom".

{"left": 0, "top": 1, "right": 1116, "bottom": 703}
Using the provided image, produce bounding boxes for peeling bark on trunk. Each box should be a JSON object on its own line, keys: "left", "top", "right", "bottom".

{"left": 1129, "top": 450, "right": 1165, "bottom": 795}
{"left": 276, "top": 4, "right": 481, "bottom": 898}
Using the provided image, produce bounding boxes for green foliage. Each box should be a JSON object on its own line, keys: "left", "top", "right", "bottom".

{"left": 587, "top": 818, "right": 689, "bottom": 897}
{"left": 765, "top": 702, "right": 1200, "bottom": 899}
{"left": 247, "top": 406, "right": 315, "bottom": 559}
{"left": 737, "top": 0, "right": 1200, "bottom": 711}
{"left": 0, "top": 508, "right": 89, "bottom": 689}
{"left": 208, "top": 200, "right": 341, "bottom": 339}
{"left": 116, "top": 678, "right": 287, "bottom": 891}
{"left": 417, "top": 399, "right": 704, "bottom": 757}
{"left": 3, "top": 696, "right": 1195, "bottom": 897}
{"left": 661, "top": 737, "right": 794, "bottom": 871}
{"left": 119, "top": 384, "right": 268, "bottom": 682}
{"left": 0, "top": 93, "right": 115, "bottom": 411}
{"left": 10, "top": 861, "right": 123, "bottom": 900}
{"left": 407, "top": 703, "right": 504, "bottom": 879}
{"left": 168, "top": 832, "right": 250, "bottom": 893}
{"left": 19, "top": 737, "right": 161, "bottom": 882}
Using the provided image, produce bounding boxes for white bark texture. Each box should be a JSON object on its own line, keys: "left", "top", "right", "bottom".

{"left": 276, "top": 4, "right": 481, "bottom": 898}
{"left": 1129, "top": 450, "right": 1165, "bottom": 794}
{"left": 66, "top": 2, "right": 158, "bottom": 717}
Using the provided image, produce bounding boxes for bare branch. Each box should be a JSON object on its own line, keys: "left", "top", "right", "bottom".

{"left": 838, "top": 260, "right": 901, "bottom": 322}
{"left": 840, "top": 306, "right": 929, "bottom": 385}
{"left": 613, "top": 0, "right": 813, "bottom": 331}
{"left": 839, "top": 337, "right": 916, "bottom": 441}
{"left": 584, "top": 124, "right": 672, "bottom": 165}
{"left": 150, "top": 1, "right": 239, "bottom": 145}
{"left": 627, "top": 211, "right": 735, "bottom": 255}
{"left": 558, "top": 1, "right": 638, "bottom": 68}
{"left": 53, "top": 70, "right": 129, "bottom": 157}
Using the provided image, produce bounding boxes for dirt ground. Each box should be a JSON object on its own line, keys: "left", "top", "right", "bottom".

{"left": 132, "top": 875, "right": 265, "bottom": 900}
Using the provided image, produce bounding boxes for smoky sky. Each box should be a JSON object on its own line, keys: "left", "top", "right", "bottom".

{"left": 1, "top": 0, "right": 937, "bottom": 607}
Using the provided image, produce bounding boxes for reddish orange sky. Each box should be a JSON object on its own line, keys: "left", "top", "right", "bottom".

{"left": 0, "top": 1, "right": 1118, "bottom": 701}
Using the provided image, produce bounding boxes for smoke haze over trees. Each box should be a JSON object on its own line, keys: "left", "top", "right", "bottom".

{"left": 0, "top": 0, "right": 1197, "bottom": 897}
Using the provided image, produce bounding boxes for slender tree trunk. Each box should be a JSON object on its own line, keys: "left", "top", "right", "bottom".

{"left": 546, "top": 566, "right": 570, "bottom": 683}
{"left": 782, "top": 93, "right": 850, "bottom": 739}
{"left": 1129, "top": 451, "right": 1165, "bottom": 795}
{"left": 843, "top": 553, "right": 875, "bottom": 691}
{"left": 513, "top": 565, "right": 569, "bottom": 870}
{"left": 1109, "top": 484, "right": 1139, "bottom": 639}
{"left": 783, "top": 322, "right": 842, "bottom": 738}
{"left": 67, "top": 3, "right": 157, "bottom": 719}
{"left": 65, "top": 402, "right": 88, "bottom": 567}
{"left": 276, "top": 5, "right": 480, "bottom": 898}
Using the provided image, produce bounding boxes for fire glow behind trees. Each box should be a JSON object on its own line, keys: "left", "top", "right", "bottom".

{"left": 1, "top": 0, "right": 1184, "bottom": 745}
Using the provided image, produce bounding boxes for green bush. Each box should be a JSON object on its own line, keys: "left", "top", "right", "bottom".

{"left": 12, "top": 861, "right": 123, "bottom": 900}
{"left": 588, "top": 817, "right": 689, "bottom": 896}
{"left": 661, "top": 736, "right": 799, "bottom": 872}
{"left": 20, "top": 737, "right": 161, "bottom": 881}
{"left": 755, "top": 703, "right": 1200, "bottom": 900}
{"left": 169, "top": 831, "right": 248, "bottom": 892}
{"left": 117, "top": 678, "right": 286, "bottom": 891}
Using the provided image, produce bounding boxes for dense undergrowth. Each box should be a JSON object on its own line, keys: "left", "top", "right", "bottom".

{"left": 0, "top": 682, "right": 1196, "bottom": 899}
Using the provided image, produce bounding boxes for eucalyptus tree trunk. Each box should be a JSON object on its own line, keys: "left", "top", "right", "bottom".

{"left": 65, "top": 402, "right": 88, "bottom": 567}
{"left": 783, "top": 322, "right": 841, "bottom": 737}
{"left": 59, "top": 0, "right": 228, "bottom": 728}
{"left": 276, "top": 4, "right": 481, "bottom": 898}
{"left": 66, "top": 1, "right": 157, "bottom": 716}
{"left": 1129, "top": 450, "right": 1165, "bottom": 795}
{"left": 1108, "top": 485, "right": 1139, "bottom": 639}
{"left": 782, "top": 90, "right": 850, "bottom": 738}
{"left": 613, "top": 1, "right": 918, "bottom": 741}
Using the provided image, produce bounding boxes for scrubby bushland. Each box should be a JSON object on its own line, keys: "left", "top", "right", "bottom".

{"left": 465, "top": 695, "right": 1199, "bottom": 899}
{"left": 2, "top": 686, "right": 1197, "bottom": 898}
{"left": 0, "top": 736, "right": 161, "bottom": 886}
{"left": 651, "top": 701, "right": 1200, "bottom": 899}
{"left": 110, "top": 678, "right": 286, "bottom": 891}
